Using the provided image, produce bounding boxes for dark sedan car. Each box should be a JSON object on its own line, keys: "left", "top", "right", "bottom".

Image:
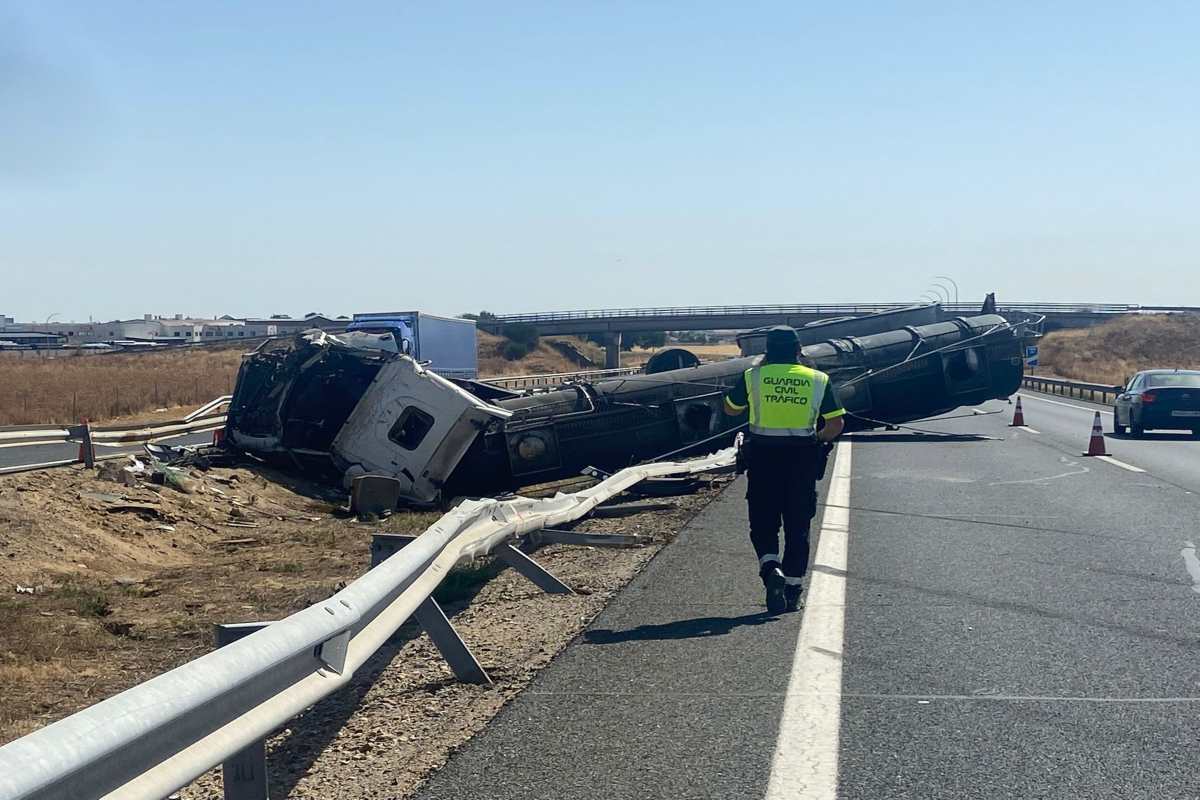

{"left": 1113, "top": 369, "right": 1200, "bottom": 437}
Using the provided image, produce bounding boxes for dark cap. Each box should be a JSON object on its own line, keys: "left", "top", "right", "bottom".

{"left": 764, "top": 325, "right": 800, "bottom": 362}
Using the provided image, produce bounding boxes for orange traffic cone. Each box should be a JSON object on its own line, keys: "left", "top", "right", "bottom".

{"left": 1082, "top": 411, "right": 1109, "bottom": 457}
{"left": 1010, "top": 397, "right": 1026, "bottom": 427}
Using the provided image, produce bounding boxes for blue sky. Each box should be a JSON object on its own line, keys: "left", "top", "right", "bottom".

{"left": 2, "top": 2, "right": 1197, "bottom": 322}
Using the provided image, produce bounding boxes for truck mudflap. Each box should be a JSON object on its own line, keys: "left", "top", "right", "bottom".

{"left": 331, "top": 356, "right": 511, "bottom": 504}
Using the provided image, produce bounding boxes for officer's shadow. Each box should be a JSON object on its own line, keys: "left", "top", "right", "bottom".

{"left": 584, "top": 612, "right": 776, "bottom": 644}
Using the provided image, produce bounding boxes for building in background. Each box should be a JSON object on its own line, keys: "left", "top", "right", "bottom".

{"left": 0, "top": 313, "right": 348, "bottom": 347}
{"left": 0, "top": 331, "right": 67, "bottom": 349}
{"left": 242, "top": 314, "right": 347, "bottom": 335}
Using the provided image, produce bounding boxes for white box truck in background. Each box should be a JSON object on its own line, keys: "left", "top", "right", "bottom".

{"left": 344, "top": 312, "right": 478, "bottom": 379}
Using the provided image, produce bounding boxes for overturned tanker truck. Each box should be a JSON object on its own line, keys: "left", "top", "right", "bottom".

{"left": 223, "top": 310, "right": 1034, "bottom": 505}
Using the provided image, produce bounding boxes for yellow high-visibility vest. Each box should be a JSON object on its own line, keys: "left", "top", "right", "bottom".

{"left": 744, "top": 363, "right": 829, "bottom": 437}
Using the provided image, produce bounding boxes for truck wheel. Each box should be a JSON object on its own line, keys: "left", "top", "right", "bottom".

{"left": 1113, "top": 408, "right": 1126, "bottom": 435}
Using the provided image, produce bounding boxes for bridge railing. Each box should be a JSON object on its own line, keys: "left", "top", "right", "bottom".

{"left": 489, "top": 302, "right": 1142, "bottom": 324}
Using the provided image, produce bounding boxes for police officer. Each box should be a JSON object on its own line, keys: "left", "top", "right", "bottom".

{"left": 723, "top": 326, "right": 845, "bottom": 614}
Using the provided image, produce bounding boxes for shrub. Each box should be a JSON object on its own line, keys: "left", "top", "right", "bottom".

{"left": 503, "top": 323, "right": 540, "bottom": 350}
{"left": 625, "top": 331, "right": 667, "bottom": 350}
{"left": 56, "top": 584, "right": 112, "bottom": 618}
{"left": 503, "top": 341, "right": 530, "bottom": 361}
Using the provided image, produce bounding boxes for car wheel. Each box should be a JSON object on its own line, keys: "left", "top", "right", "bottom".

{"left": 1113, "top": 407, "right": 1126, "bottom": 435}
{"left": 1131, "top": 415, "right": 1145, "bottom": 438}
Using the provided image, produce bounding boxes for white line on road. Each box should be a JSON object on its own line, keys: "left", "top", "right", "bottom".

{"left": 1016, "top": 426, "right": 1041, "bottom": 434}
{"left": 1181, "top": 542, "right": 1200, "bottom": 594}
{"left": 1094, "top": 455, "right": 1146, "bottom": 473}
{"left": 765, "top": 441, "right": 851, "bottom": 800}
{"left": 532, "top": 690, "right": 1200, "bottom": 703}
{"left": 1018, "top": 393, "right": 1112, "bottom": 415}
{"left": 990, "top": 456, "right": 1090, "bottom": 486}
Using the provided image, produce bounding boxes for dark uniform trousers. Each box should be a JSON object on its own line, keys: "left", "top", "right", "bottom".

{"left": 745, "top": 440, "right": 820, "bottom": 582}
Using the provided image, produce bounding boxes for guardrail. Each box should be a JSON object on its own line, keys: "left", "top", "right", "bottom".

{"left": 1022, "top": 376, "right": 1123, "bottom": 405}
{"left": 489, "top": 302, "right": 1147, "bottom": 325}
{"left": 483, "top": 367, "right": 640, "bottom": 389}
{"left": 0, "top": 446, "right": 736, "bottom": 800}
{"left": 0, "top": 396, "right": 231, "bottom": 475}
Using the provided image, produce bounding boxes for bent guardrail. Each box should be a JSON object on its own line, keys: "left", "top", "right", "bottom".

{"left": 1022, "top": 376, "right": 1124, "bottom": 405}
{"left": 0, "top": 396, "right": 232, "bottom": 475}
{"left": 0, "top": 447, "right": 736, "bottom": 800}
{"left": 483, "top": 367, "right": 640, "bottom": 389}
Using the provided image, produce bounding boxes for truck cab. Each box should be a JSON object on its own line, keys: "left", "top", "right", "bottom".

{"left": 343, "top": 316, "right": 415, "bottom": 355}
{"left": 345, "top": 312, "right": 478, "bottom": 379}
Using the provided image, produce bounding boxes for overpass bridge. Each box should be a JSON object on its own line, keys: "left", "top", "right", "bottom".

{"left": 479, "top": 302, "right": 1187, "bottom": 367}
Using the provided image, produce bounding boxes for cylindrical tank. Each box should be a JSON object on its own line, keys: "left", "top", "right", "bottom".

{"left": 446, "top": 314, "right": 1024, "bottom": 494}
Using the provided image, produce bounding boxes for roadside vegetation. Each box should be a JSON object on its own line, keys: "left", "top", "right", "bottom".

{"left": 1038, "top": 314, "right": 1200, "bottom": 386}
{"left": 0, "top": 349, "right": 243, "bottom": 426}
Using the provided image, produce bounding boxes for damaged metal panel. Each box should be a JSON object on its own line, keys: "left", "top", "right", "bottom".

{"left": 333, "top": 357, "right": 510, "bottom": 503}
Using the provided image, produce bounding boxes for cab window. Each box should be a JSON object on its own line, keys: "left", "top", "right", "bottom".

{"left": 388, "top": 407, "right": 435, "bottom": 450}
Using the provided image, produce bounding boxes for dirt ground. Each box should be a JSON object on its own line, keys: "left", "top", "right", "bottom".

{"left": 0, "top": 452, "right": 730, "bottom": 799}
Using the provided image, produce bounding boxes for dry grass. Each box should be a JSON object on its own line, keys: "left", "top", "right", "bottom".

{"left": 0, "top": 593, "right": 116, "bottom": 739}
{"left": 0, "top": 349, "right": 244, "bottom": 425}
{"left": 1038, "top": 314, "right": 1200, "bottom": 385}
{"left": 477, "top": 332, "right": 592, "bottom": 376}
{"left": 671, "top": 342, "right": 741, "bottom": 359}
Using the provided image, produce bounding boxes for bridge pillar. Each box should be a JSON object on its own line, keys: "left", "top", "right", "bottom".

{"left": 604, "top": 332, "right": 622, "bottom": 368}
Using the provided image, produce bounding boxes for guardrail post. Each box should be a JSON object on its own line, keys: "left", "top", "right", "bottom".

{"left": 370, "top": 534, "right": 492, "bottom": 685}
{"left": 213, "top": 622, "right": 272, "bottom": 800}
{"left": 494, "top": 543, "right": 574, "bottom": 594}
{"left": 80, "top": 419, "right": 95, "bottom": 468}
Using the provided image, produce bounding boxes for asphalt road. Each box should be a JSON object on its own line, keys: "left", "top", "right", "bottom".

{"left": 412, "top": 392, "right": 1200, "bottom": 799}
{"left": 1014, "top": 389, "right": 1200, "bottom": 493}
{"left": 0, "top": 432, "right": 215, "bottom": 472}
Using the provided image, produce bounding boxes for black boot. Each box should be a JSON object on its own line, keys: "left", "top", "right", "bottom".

{"left": 784, "top": 583, "right": 802, "bottom": 612}
{"left": 763, "top": 567, "right": 786, "bottom": 615}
